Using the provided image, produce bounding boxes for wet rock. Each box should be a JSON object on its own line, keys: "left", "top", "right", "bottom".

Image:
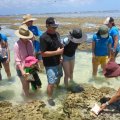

{"left": 0, "top": 84, "right": 120, "bottom": 120}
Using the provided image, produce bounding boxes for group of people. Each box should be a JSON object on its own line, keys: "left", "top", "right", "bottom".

{"left": 10, "top": 14, "right": 85, "bottom": 106}
{"left": 0, "top": 15, "right": 120, "bottom": 110}
{"left": 92, "top": 17, "right": 120, "bottom": 113}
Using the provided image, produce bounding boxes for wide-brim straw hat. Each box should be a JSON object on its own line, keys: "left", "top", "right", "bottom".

{"left": 22, "top": 14, "right": 37, "bottom": 24}
{"left": 15, "top": 24, "right": 33, "bottom": 39}
{"left": 68, "top": 28, "right": 87, "bottom": 43}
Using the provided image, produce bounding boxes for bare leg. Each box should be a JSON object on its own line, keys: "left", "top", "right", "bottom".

{"left": 2, "top": 62, "right": 11, "bottom": 79}
{"left": 69, "top": 59, "right": 75, "bottom": 81}
{"left": 63, "top": 61, "right": 71, "bottom": 88}
{"left": 20, "top": 77, "right": 30, "bottom": 96}
{"left": 92, "top": 62, "right": 98, "bottom": 77}
{"left": 47, "top": 84, "right": 54, "bottom": 98}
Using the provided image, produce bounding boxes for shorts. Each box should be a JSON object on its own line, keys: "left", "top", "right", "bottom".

{"left": 45, "top": 64, "right": 63, "bottom": 84}
{"left": 93, "top": 56, "right": 109, "bottom": 65}
{"left": 0, "top": 56, "right": 7, "bottom": 63}
{"left": 63, "top": 55, "right": 75, "bottom": 62}
{"left": 16, "top": 69, "right": 22, "bottom": 77}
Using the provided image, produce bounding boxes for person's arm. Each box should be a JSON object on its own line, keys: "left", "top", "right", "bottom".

{"left": 6, "top": 42, "right": 10, "bottom": 62}
{"left": 41, "top": 47, "right": 64, "bottom": 57}
{"left": 40, "top": 35, "right": 64, "bottom": 57}
{"left": 113, "top": 35, "right": 118, "bottom": 50}
{"left": 100, "top": 88, "right": 120, "bottom": 111}
{"left": 14, "top": 43, "right": 26, "bottom": 76}
{"left": 92, "top": 41, "right": 95, "bottom": 58}
{"left": 108, "top": 43, "right": 112, "bottom": 58}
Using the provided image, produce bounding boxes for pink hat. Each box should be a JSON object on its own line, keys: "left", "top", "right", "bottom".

{"left": 24, "top": 56, "right": 38, "bottom": 67}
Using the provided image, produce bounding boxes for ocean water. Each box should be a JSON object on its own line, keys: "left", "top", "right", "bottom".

{"left": 34, "top": 11, "right": 120, "bottom": 18}
{"left": 0, "top": 26, "right": 120, "bottom": 107}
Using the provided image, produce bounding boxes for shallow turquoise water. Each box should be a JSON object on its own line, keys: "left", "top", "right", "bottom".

{"left": 0, "top": 26, "right": 120, "bottom": 107}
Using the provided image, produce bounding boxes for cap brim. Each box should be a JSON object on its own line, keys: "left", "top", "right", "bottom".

{"left": 22, "top": 18, "right": 37, "bottom": 24}
{"left": 15, "top": 30, "right": 33, "bottom": 39}
{"left": 50, "top": 24, "right": 58, "bottom": 28}
{"left": 68, "top": 33, "right": 87, "bottom": 43}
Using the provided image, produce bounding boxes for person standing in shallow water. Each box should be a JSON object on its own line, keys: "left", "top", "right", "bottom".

{"left": 14, "top": 25, "right": 34, "bottom": 96}
{"left": 22, "top": 14, "right": 44, "bottom": 72}
{"left": 0, "top": 28, "right": 11, "bottom": 80}
{"left": 92, "top": 25, "right": 112, "bottom": 77}
{"left": 104, "top": 17, "right": 120, "bottom": 60}
{"left": 62, "top": 28, "right": 87, "bottom": 88}
{"left": 40, "top": 17, "right": 64, "bottom": 106}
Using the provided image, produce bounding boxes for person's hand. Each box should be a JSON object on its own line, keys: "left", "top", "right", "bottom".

{"left": 99, "top": 103, "right": 107, "bottom": 112}
{"left": 22, "top": 71, "right": 29, "bottom": 80}
{"left": 56, "top": 47, "right": 64, "bottom": 55}
{"left": 92, "top": 53, "right": 95, "bottom": 58}
{"left": 92, "top": 53, "right": 96, "bottom": 63}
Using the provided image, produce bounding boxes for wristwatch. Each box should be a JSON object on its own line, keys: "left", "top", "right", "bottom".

{"left": 105, "top": 101, "right": 109, "bottom": 106}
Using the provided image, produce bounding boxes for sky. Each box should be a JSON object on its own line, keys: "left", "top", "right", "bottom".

{"left": 0, "top": 0, "right": 120, "bottom": 15}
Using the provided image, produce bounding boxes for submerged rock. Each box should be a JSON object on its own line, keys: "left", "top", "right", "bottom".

{"left": 0, "top": 84, "right": 120, "bottom": 120}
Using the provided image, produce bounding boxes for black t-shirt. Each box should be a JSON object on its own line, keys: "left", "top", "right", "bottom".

{"left": 40, "top": 32, "right": 62, "bottom": 67}
{"left": 63, "top": 41, "right": 78, "bottom": 57}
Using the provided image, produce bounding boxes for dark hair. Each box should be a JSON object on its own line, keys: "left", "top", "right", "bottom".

{"left": 109, "top": 17, "right": 115, "bottom": 26}
{"left": 96, "top": 30, "right": 100, "bottom": 36}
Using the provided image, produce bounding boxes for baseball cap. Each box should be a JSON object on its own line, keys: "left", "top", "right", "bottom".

{"left": 46, "top": 17, "right": 58, "bottom": 28}
{"left": 99, "top": 25, "right": 109, "bottom": 35}
{"left": 104, "top": 17, "right": 114, "bottom": 25}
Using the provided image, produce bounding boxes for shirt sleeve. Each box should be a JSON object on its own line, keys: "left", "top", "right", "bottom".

{"left": 109, "top": 36, "right": 113, "bottom": 44}
{"left": 111, "top": 29, "right": 118, "bottom": 37}
{"left": 14, "top": 42, "right": 21, "bottom": 65}
{"left": 92, "top": 34, "right": 96, "bottom": 42}
{"left": 1, "top": 34, "right": 7, "bottom": 42}
{"left": 37, "top": 27, "right": 43, "bottom": 37}
{"left": 40, "top": 36, "right": 47, "bottom": 52}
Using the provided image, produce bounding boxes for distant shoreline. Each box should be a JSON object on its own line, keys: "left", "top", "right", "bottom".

{"left": 0, "top": 10, "right": 120, "bottom": 17}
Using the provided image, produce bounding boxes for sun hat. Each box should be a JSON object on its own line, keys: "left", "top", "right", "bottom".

{"left": 104, "top": 17, "right": 114, "bottom": 25}
{"left": 15, "top": 24, "right": 33, "bottom": 39}
{"left": 46, "top": 17, "right": 58, "bottom": 28}
{"left": 24, "top": 56, "right": 38, "bottom": 67}
{"left": 22, "top": 14, "right": 37, "bottom": 24}
{"left": 68, "top": 28, "right": 87, "bottom": 43}
{"left": 99, "top": 25, "right": 109, "bottom": 37}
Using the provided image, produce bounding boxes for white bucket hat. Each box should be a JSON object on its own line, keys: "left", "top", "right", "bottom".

{"left": 22, "top": 14, "right": 37, "bottom": 24}
{"left": 15, "top": 25, "right": 33, "bottom": 39}
{"left": 68, "top": 28, "right": 87, "bottom": 43}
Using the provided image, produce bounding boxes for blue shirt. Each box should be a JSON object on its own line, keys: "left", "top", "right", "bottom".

{"left": 109, "top": 26, "right": 120, "bottom": 51}
{"left": 28, "top": 26, "right": 43, "bottom": 37}
{"left": 93, "top": 34, "right": 113, "bottom": 56}
{"left": 0, "top": 33, "right": 7, "bottom": 42}
{"left": 28, "top": 26, "right": 43, "bottom": 53}
{"left": 33, "top": 40, "right": 41, "bottom": 53}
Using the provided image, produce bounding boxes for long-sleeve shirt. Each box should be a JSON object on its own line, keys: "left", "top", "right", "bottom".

{"left": 14, "top": 39, "right": 34, "bottom": 69}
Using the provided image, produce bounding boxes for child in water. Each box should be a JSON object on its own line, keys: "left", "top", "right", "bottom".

{"left": 24, "top": 56, "right": 42, "bottom": 91}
